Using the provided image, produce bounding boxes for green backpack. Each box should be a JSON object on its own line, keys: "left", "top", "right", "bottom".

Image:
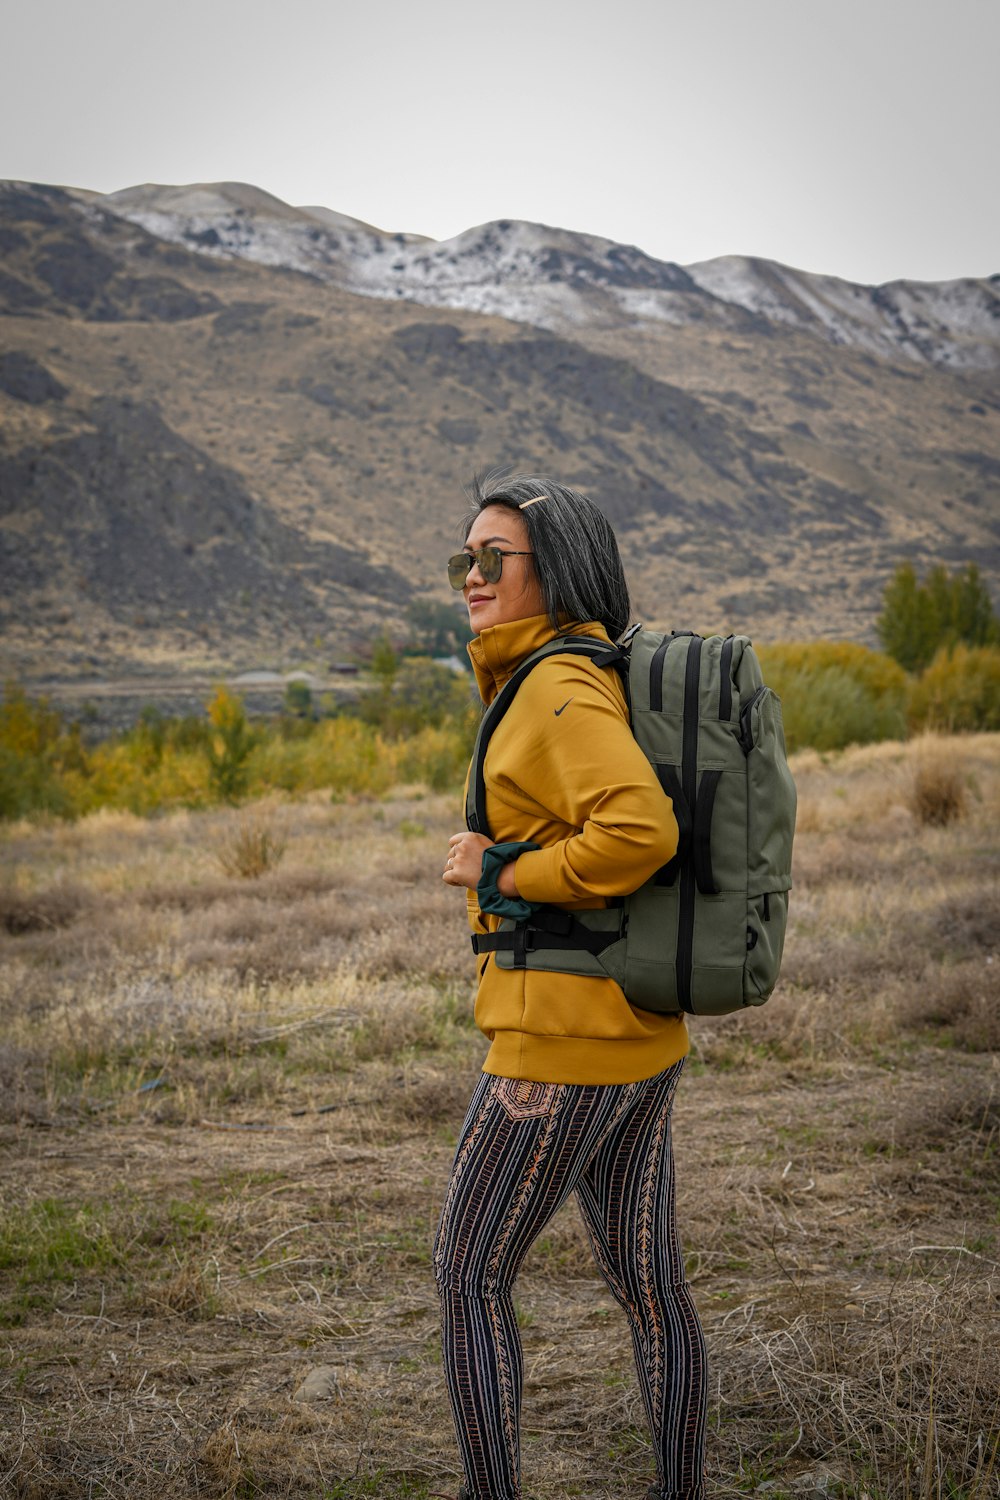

{"left": 467, "top": 626, "right": 797, "bottom": 1017}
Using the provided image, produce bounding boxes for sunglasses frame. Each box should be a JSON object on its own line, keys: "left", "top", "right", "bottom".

{"left": 447, "top": 546, "right": 533, "bottom": 590}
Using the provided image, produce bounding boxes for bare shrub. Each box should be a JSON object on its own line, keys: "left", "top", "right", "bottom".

{"left": 348, "top": 979, "right": 458, "bottom": 1062}
{"left": 195, "top": 1421, "right": 328, "bottom": 1500}
{"left": 139, "top": 878, "right": 244, "bottom": 912}
{"left": 0, "top": 1042, "right": 48, "bottom": 1124}
{"left": 389, "top": 1068, "right": 479, "bottom": 1126}
{"left": 908, "top": 740, "right": 970, "bottom": 826}
{"left": 708, "top": 1267, "right": 1000, "bottom": 1497}
{"left": 144, "top": 1256, "right": 225, "bottom": 1320}
{"left": 929, "top": 889, "right": 1000, "bottom": 955}
{"left": 891, "top": 1070, "right": 1000, "bottom": 1151}
{"left": 258, "top": 867, "right": 349, "bottom": 901}
{"left": 0, "top": 882, "right": 92, "bottom": 934}
{"left": 792, "top": 827, "right": 899, "bottom": 891}
{"left": 214, "top": 816, "right": 288, "bottom": 879}
{"left": 949, "top": 985, "right": 1000, "bottom": 1052}
{"left": 891, "top": 961, "right": 1000, "bottom": 1053}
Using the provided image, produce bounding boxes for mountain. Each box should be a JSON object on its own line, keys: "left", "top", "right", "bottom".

{"left": 1, "top": 178, "right": 998, "bottom": 683}
{"left": 92, "top": 181, "right": 1000, "bottom": 372}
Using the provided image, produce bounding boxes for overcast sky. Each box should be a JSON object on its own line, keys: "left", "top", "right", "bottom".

{"left": 4, "top": 0, "right": 997, "bottom": 286}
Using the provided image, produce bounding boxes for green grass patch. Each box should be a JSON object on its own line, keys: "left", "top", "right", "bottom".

{"left": 0, "top": 1187, "right": 223, "bottom": 1326}
{"left": 0, "top": 1197, "right": 125, "bottom": 1283}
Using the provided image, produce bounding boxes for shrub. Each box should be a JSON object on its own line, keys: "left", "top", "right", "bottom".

{"left": 907, "top": 739, "right": 970, "bottom": 826}
{"left": 214, "top": 817, "right": 288, "bottom": 879}
{"left": 283, "top": 679, "right": 314, "bottom": 718}
{"left": 0, "top": 680, "right": 476, "bottom": 821}
{"left": 298, "top": 716, "right": 393, "bottom": 797}
{"left": 134, "top": 706, "right": 166, "bottom": 769}
{"left": 403, "top": 598, "right": 472, "bottom": 657}
{"left": 357, "top": 657, "right": 476, "bottom": 738}
{"left": 0, "top": 682, "right": 63, "bottom": 760}
{"left": 394, "top": 720, "right": 477, "bottom": 791}
{"left": 0, "top": 686, "right": 82, "bottom": 819}
{"left": 0, "top": 883, "right": 91, "bottom": 935}
{"left": 67, "top": 739, "right": 210, "bottom": 817}
{"left": 908, "top": 643, "right": 1000, "bottom": 733}
{"left": 164, "top": 715, "right": 211, "bottom": 752}
{"left": 204, "top": 687, "right": 256, "bottom": 803}
{"left": 757, "top": 642, "right": 908, "bottom": 752}
{"left": 369, "top": 632, "right": 400, "bottom": 689}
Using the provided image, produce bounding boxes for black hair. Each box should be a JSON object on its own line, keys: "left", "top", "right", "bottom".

{"left": 460, "top": 468, "right": 632, "bottom": 640}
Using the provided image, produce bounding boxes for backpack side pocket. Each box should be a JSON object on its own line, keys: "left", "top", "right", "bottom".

{"left": 743, "top": 688, "right": 796, "bottom": 1004}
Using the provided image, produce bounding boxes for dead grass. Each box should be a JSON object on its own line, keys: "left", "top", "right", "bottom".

{"left": 0, "top": 737, "right": 998, "bottom": 1498}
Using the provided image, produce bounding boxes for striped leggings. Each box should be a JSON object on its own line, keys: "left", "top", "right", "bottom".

{"left": 433, "top": 1061, "right": 707, "bottom": 1500}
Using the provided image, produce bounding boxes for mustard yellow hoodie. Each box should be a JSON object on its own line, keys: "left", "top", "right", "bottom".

{"left": 466, "top": 613, "right": 689, "bottom": 1084}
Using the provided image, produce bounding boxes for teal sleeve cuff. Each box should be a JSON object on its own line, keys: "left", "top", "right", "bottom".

{"left": 478, "top": 841, "right": 541, "bottom": 920}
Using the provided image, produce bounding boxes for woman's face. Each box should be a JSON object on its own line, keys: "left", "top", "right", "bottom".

{"left": 461, "top": 503, "right": 546, "bottom": 635}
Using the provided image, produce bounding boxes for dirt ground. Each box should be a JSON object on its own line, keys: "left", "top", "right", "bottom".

{"left": 1, "top": 735, "right": 998, "bottom": 1499}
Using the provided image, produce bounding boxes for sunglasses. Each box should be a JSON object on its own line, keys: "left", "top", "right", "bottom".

{"left": 447, "top": 547, "right": 533, "bottom": 590}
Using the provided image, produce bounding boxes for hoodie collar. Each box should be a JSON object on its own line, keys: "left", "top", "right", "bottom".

{"left": 468, "top": 614, "right": 611, "bottom": 705}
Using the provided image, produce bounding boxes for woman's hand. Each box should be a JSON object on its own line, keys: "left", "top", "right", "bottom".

{"left": 442, "top": 832, "right": 494, "bottom": 891}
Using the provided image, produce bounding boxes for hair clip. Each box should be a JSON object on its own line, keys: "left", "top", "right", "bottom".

{"left": 519, "top": 495, "right": 548, "bottom": 509}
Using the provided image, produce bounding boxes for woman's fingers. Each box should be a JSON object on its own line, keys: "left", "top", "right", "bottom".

{"left": 443, "top": 832, "right": 493, "bottom": 889}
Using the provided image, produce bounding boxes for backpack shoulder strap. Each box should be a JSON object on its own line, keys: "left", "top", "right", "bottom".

{"left": 466, "top": 636, "right": 625, "bottom": 837}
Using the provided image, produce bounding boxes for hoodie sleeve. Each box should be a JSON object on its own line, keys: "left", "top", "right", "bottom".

{"left": 490, "top": 655, "right": 678, "bottom": 906}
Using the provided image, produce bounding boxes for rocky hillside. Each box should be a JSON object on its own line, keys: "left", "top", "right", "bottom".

{"left": 1, "top": 179, "right": 998, "bottom": 682}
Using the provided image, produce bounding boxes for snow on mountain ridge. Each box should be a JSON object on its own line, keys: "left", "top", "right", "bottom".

{"left": 101, "top": 181, "right": 430, "bottom": 281}
{"left": 88, "top": 181, "right": 1000, "bottom": 370}
{"left": 684, "top": 254, "right": 1000, "bottom": 369}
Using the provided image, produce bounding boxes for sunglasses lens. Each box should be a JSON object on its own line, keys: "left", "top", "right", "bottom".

{"left": 478, "top": 547, "right": 503, "bottom": 584}
{"left": 447, "top": 549, "right": 504, "bottom": 588}
{"left": 447, "top": 554, "right": 470, "bottom": 590}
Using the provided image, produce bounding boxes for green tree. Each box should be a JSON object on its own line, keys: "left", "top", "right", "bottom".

{"left": 0, "top": 684, "right": 74, "bottom": 819}
{"left": 370, "top": 633, "right": 400, "bottom": 690}
{"left": 135, "top": 705, "right": 166, "bottom": 770}
{"left": 877, "top": 560, "right": 998, "bottom": 673}
{"left": 950, "top": 563, "right": 999, "bottom": 648}
{"left": 385, "top": 658, "right": 475, "bottom": 736}
{"left": 355, "top": 656, "right": 474, "bottom": 737}
{"left": 404, "top": 599, "right": 472, "bottom": 657}
{"left": 283, "top": 679, "right": 314, "bottom": 718}
{"left": 876, "top": 563, "right": 934, "bottom": 672}
{"left": 204, "top": 686, "right": 256, "bottom": 803}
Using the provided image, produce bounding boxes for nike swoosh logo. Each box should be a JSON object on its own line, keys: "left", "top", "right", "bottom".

{"left": 554, "top": 698, "right": 573, "bottom": 716}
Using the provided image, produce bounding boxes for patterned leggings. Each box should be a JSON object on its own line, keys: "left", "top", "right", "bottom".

{"left": 433, "top": 1062, "right": 707, "bottom": 1500}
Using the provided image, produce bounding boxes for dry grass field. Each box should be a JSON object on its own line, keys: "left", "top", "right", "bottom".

{"left": 1, "top": 734, "right": 998, "bottom": 1500}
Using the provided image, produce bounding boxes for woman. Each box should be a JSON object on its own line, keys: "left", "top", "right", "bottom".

{"left": 435, "top": 471, "right": 708, "bottom": 1500}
